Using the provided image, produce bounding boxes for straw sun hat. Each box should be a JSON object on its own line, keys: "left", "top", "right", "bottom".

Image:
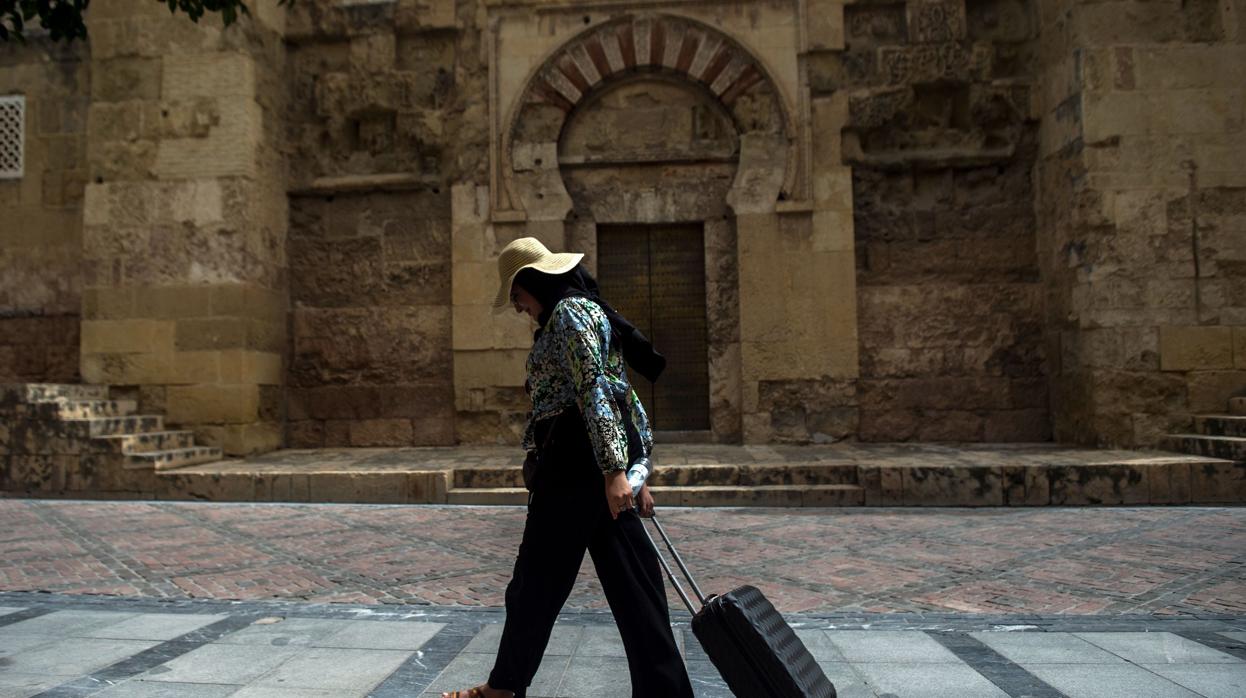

{"left": 492, "top": 237, "right": 585, "bottom": 309}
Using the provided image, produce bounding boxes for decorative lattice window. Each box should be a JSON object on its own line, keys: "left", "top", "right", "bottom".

{"left": 0, "top": 96, "right": 25, "bottom": 179}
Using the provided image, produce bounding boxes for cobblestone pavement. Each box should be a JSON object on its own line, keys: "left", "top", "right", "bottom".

{"left": 2, "top": 593, "right": 1245, "bottom": 697}
{"left": 2, "top": 500, "right": 1244, "bottom": 616}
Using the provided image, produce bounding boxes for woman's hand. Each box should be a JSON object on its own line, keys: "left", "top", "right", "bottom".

{"left": 637, "top": 483, "right": 655, "bottom": 518}
{"left": 604, "top": 470, "right": 634, "bottom": 520}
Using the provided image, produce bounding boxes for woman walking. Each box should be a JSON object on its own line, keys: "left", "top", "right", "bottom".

{"left": 442, "top": 237, "right": 694, "bottom": 698}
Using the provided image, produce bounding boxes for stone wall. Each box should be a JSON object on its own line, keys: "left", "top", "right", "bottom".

{"left": 1035, "top": 0, "right": 1246, "bottom": 447}
{"left": 286, "top": 190, "right": 454, "bottom": 447}
{"left": 282, "top": 0, "right": 465, "bottom": 446}
{"left": 814, "top": 0, "right": 1049, "bottom": 441}
{"left": 0, "top": 37, "right": 88, "bottom": 383}
{"left": 77, "top": 0, "right": 290, "bottom": 455}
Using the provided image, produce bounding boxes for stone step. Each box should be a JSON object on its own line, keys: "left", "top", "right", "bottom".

{"left": 1195, "top": 416, "right": 1246, "bottom": 438}
{"left": 25, "top": 383, "right": 110, "bottom": 403}
{"left": 444, "top": 484, "right": 866, "bottom": 507}
{"left": 68, "top": 415, "right": 166, "bottom": 438}
{"left": 1231, "top": 397, "right": 1246, "bottom": 416}
{"left": 446, "top": 487, "right": 528, "bottom": 505}
{"left": 1163, "top": 434, "right": 1246, "bottom": 462}
{"left": 99, "top": 430, "right": 198, "bottom": 454}
{"left": 452, "top": 463, "right": 860, "bottom": 489}
{"left": 57, "top": 399, "right": 137, "bottom": 420}
{"left": 650, "top": 484, "right": 865, "bottom": 507}
{"left": 125, "top": 447, "right": 225, "bottom": 471}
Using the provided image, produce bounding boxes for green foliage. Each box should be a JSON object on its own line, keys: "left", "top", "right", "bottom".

{"left": 0, "top": 0, "right": 295, "bottom": 43}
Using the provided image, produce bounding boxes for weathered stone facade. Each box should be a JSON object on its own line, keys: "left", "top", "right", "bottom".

{"left": 1, "top": 0, "right": 1243, "bottom": 454}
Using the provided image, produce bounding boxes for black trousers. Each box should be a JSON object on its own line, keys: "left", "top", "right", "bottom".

{"left": 487, "top": 419, "right": 694, "bottom": 698}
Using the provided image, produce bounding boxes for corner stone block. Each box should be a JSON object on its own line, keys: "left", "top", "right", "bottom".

{"left": 81, "top": 320, "right": 176, "bottom": 355}
{"left": 1159, "top": 325, "right": 1234, "bottom": 370}
{"left": 166, "top": 384, "right": 260, "bottom": 425}
{"left": 1149, "top": 462, "right": 1192, "bottom": 505}
{"left": 408, "top": 471, "right": 450, "bottom": 504}
{"left": 806, "top": 0, "right": 845, "bottom": 50}
{"left": 161, "top": 52, "right": 256, "bottom": 100}
{"left": 1190, "top": 462, "right": 1246, "bottom": 504}
{"left": 133, "top": 286, "right": 214, "bottom": 320}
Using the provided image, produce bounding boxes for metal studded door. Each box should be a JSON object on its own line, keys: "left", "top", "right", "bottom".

{"left": 597, "top": 224, "right": 709, "bottom": 432}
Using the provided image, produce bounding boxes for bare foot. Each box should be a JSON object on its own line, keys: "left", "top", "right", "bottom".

{"left": 440, "top": 684, "right": 514, "bottom": 698}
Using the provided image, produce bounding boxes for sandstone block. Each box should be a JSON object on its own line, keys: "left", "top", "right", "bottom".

{"left": 81, "top": 319, "right": 175, "bottom": 355}
{"left": 1159, "top": 325, "right": 1234, "bottom": 370}
{"left": 453, "top": 305, "right": 495, "bottom": 351}
{"left": 161, "top": 52, "right": 256, "bottom": 100}
{"left": 170, "top": 351, "right": 220, "bottom": 384}
{"left": 166, "top": 384, "right": 260, "bottom": 425}
{"left": 81, "top": 352, "right": 174, "bottom": 385}
{"left": 1190, "top": 462, "right": 1246, "bottom": 503}
{"left": 91, "top": 57, "right": 162, "bottom": 102}
{"left": 1235, "top": 328, "right": 1246, "bottom": 369}
{"left": 175, "top": 317, "right": 248, "bottom": 351}
{"left": 1149, "top": 461, "right": 1192, "bottom": 504}
{"left": 213, "top": 422, "right": 282, "bottom": 456}
{"left": 349, "top": 418, "right": 414, "bottom": 446}
{"left": 219, "top": 350, "right": 282, "bottom": 385}
{"left": 286, "top": 420, "right": 324, "bottom": 448}
{"left": 255, "top": 473, "right": 311, "bottom": 503}
{"left": 806, "top": 0, "right": 845, "bottom": 50}
{"left": 308, "top": 472, "right": 408, "bottom": 504}
{"left": 134, "top": 285, "right": 214, "bottom": 320}
{"left": 1187, "top": 370, "right": 1246, "bottom": 413}
{"left": 1049, "top": 465, "right": 1150, "bottom": 506}
{"left": 81, "top": 288, "right": 135, "bottom": 320}
{"left": 157, "top": 472, "right": 255, "bottom": 502}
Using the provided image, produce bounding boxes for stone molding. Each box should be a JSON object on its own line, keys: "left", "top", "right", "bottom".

{"left": 492, "top": 9, "right": 803, "bottom": 220}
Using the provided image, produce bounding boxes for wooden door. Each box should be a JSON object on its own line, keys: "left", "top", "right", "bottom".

{"left": 597, "top": 224, "right": 709, "bottom": 432}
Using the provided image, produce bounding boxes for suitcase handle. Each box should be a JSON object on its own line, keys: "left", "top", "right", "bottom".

{"left": 638, "top": 513, "right": 708, "bottom": 615}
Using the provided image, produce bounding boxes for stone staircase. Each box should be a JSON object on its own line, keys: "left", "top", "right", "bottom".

{"left": 1163, "top": 397, "right": 1246, "bottom": 462}
{"left": 445, "top": 462, "right": 864, "bottom": 507}
{"left": 1, "top": 383, "right": 224, "bottom": 495}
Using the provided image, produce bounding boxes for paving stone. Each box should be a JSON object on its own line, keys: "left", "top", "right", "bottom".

{"left": 851, "top": 662, "right": 1009, "bottom": 697}
{"left": 814, "top": 662, "right": 875, "bottom": 698}
{"left": 78, "top": 612, "right": 227, "bottom": 641}
{"left": 318, "top": 619, "right": 444, "bottom": 650}
{"left": 1074, "top": 631, "right": 1243, "bottom": 664}
{"left": 1, "top": 636, "right": 160, "bottom": 676}
{"left": 554, "top": 654, "right": 633, "bottom": 698}
{"left": 463, "top": 621, "right": 583, "bottom": 656}
{"left": 972, "top": 631, "right": 1125, "bottom": 664}
{"left": 138, "top": 643, "right": 302, "bottom": 684}
{"left": 795, "top": 629, "right": 851, "bottom": 663}
{"left": 1024, "top": 663, "right": 1203, "bottom": 698}
{"left": 0, "top": 672, "right": 61, "bottom": 698}
{"left": 824, "top": 630, "right": 963, "bottom": 663}
{"left": 421, "top": 648, "right": 568, "bottom": 697}
{"left": 93, "top": 680, "right": 240, "bottom": 697}
{"left": 0, "top": 609, "right": 138, "bottom": 638}
{"left": 212, "top": 617, "right": 353, "bottom": 647}
{"left": 0, "top": 606, "right": 26, "bottom": 616}
{"left": 1139, "top": 663, "right": 1246, "bottom": 698}
{"left": 249, "top": 646, "right": 413, "bottom": 691}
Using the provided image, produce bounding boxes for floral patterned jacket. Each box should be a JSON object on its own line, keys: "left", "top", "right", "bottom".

{"left": 521, "top": 296, "right": 654, "bottom": 473}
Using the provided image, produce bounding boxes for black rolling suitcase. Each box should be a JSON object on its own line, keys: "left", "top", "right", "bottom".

{"left": 640, "top": 515, "right": 837, "bottom": 698}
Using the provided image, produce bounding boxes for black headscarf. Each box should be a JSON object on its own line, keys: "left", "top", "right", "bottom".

{"left": 512, "top": 264, "right": 667, "bottom": 383}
